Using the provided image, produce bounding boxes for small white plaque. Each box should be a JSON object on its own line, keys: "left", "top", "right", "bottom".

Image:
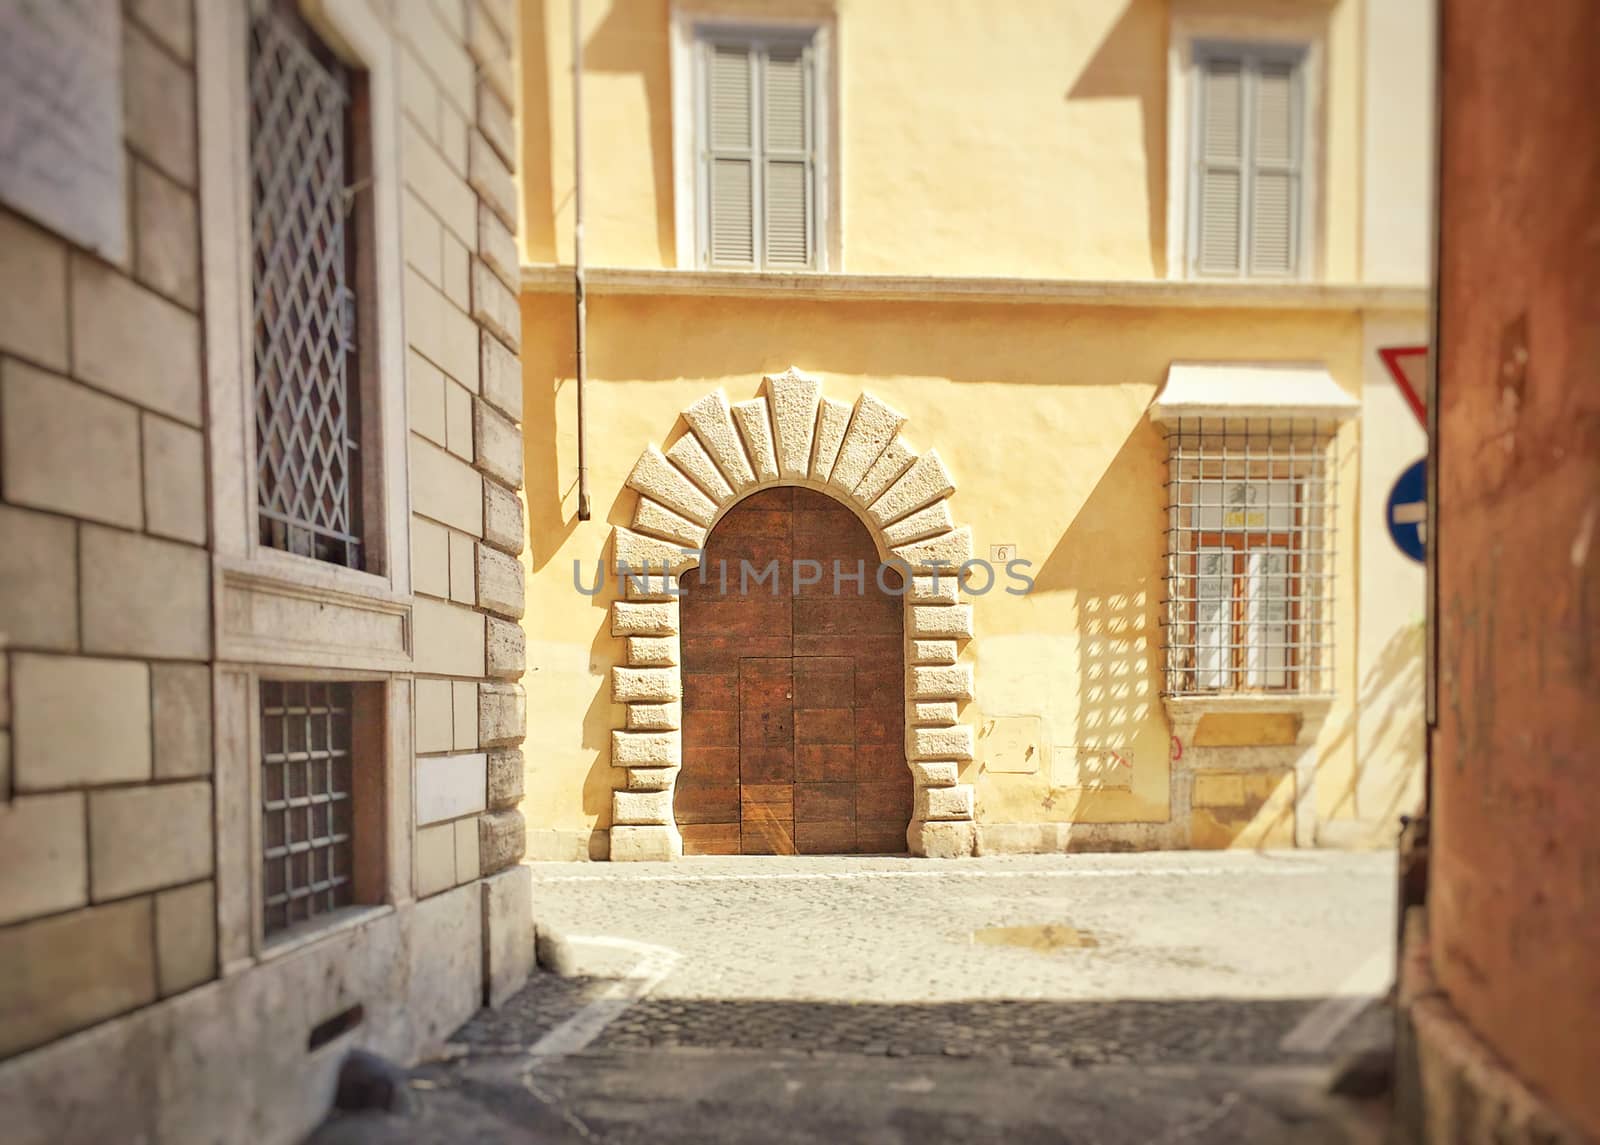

{"left": 0, "top": 0, "right": 128, "bottom": 262}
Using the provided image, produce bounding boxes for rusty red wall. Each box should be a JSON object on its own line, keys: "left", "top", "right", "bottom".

{"left": 1431, "top": 0, "right": 1600, "bottom": 1135}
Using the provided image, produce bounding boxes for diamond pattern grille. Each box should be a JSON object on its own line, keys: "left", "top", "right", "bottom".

{"left": 249, "top": 7, "right": 361, "bottom": 567}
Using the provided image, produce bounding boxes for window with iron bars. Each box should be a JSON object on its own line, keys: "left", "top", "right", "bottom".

{"left": 1161, "top": 418, "right": 1338, "bottom": 695}
{"left": 260, "top": 681, "right": 356, "bottom": 936}
{"left": 249, "top": 1, "right": 367, "bottom": 568}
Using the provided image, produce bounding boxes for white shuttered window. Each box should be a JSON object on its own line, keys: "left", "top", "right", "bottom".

{"left": 697, "top": 32, "right": 818, "bottom": 270}
{"left": 1190, "top": 46, "right": 1304, "bottom": 279}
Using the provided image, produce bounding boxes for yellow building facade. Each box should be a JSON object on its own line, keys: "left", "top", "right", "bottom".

{"left": 514, "top": 0, "right": 1433, "bottom": 859}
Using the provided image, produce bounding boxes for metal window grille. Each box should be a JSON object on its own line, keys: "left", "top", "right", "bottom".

{"left": 1161, "top": 417, "right": 1338, "bottom": 696}
{"left": 261, "top": 681, "right": 355, "bottom": 936}
{"left": 249, "top": 4, "right": 362, "bottom": 568}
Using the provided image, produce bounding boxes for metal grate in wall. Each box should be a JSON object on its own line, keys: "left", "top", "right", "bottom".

{"left": 261, "top": 681, "right": 355, "bottom": 936}
{"left": 1160, "top": 418, "right": 1338, "bottom": 696}
{"left": 249, "top": 3, "right": 362, "bottom": 567}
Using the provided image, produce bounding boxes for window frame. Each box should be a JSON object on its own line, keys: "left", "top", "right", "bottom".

{"left": 201, "top": 0, "right": 414, "bottom": 673}
{"left": 1186, "top": 41, "right": 1308, "bottom": 280}
{"left": 199, "top": 0, "right": 417, "bottom": 971}
{"left": 1162, "top": 428, "right": 1338, "bottom": 700}
{"left": 1188, "top": 529, "right": 1303, "bottom": 692}
{"left": 670, "top": 7, "right": 839, "bottom": 272}
{"left": 242, "top": 667, "right": 409, "bottom": 961}
{"left": 255, "top": 676, "right": 387, "bottom": 947}
{"left": 249, "top": 1, "right": 371, "bottom": 569}
{"left": 1164, "top": 5, "right": 1327, "bottom": 282}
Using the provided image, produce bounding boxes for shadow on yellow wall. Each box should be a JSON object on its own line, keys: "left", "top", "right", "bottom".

{"left": 1065, "top": 0, "right": 1169, "bottom": 278}
{"left": 520, "top": 0, "right": 557, "bottom": 262}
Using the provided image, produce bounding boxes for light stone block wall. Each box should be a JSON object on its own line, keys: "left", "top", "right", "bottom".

{"left": 0, "top": 0, "right": 215, "bottom": 1061}
{"left": 0, "top": 0, "right": 533, "bottom": 1138}
{"left": 401, "top": 0, "right": 529, "bottom": 900}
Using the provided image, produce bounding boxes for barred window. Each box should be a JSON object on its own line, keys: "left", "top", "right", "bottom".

{"left": 249, "top": 2, "right": 367, "bottom": 568}
{"left": 261, "top": 681, "right": 355, "bottom": 936}
{"left": 259, "top": 678, "right": 384, "bottom": 940}
{"left": 1162, "top": 419, "right": 1338, "bottom": 695}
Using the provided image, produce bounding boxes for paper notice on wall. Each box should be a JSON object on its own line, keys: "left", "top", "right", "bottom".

{"left": 0, "top": 0, "right": 128, "bottom": 262}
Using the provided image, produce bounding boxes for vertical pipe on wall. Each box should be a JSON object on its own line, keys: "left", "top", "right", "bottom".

{"left": 572, "top": 0, "right": 591, "bottom": 520}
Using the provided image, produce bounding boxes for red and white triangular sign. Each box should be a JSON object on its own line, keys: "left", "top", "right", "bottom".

{"left": 1379, "top": 346, "right": 1428, "bottom": 428}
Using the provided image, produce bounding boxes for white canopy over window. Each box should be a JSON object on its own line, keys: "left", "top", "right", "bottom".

{"left": 1149, "top": 362, "right": 1360, "bottom": 425}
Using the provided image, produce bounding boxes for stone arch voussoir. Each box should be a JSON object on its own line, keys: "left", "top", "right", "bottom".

{"left": 606, "top": 368, "right": 977, "bottom": 860}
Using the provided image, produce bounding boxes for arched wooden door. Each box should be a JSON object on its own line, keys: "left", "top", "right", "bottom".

{"left": 676, "top": 488, "right": 909, "bottom": 854}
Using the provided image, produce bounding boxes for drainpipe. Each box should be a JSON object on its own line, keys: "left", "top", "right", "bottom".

{"left": 572, "top": 0, "right": 591, "bottom": 520}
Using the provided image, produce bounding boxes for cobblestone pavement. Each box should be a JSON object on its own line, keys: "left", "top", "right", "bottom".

{"left": 309, "top": 851, "right": 1397, "bottom": 1144}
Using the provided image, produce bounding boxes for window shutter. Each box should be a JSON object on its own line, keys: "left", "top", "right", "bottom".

{"left": 1195, "top": 58, "right": 1244, "bottom": 275}
{"left": 762, "top": 43, "right": 812, "bottom": 267}
{"left": 1249, "top": 61, "right": 1298, "bottom": 276}
{"left": 706, "top": 44, "right": 755, "bottom": 266}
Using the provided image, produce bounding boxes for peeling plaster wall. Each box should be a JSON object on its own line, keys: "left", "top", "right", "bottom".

{"left": 1429, "top": 0, "right": 1600, "bottom": 1135}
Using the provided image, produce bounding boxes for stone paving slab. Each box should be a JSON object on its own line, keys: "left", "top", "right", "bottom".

{"left": 312, "top": 1050, "right": 1387, "bottom": 1145}
{"left": 524, "top": 850, "right": 1398, "bottom": 1005}
{"left": 307, "top": 852, "right": 1397, "bottom": 1144}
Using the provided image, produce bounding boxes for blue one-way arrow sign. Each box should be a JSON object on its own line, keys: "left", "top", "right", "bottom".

{"left": 1386, "top": 457, "right": 1427, "bottom": 563}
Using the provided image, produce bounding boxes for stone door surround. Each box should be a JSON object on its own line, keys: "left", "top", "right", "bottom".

{"left": 606, "top": 368, "right": 978, "bottom": 859}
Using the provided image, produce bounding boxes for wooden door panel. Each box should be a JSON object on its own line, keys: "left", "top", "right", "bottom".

{"left": 683, "top": 635, "right": 792, "bottom": 671}
{"left": 856, "top": 820, "right": 909, "bottom": 854}
{"left": 687, "top": 599, "right": 793, "bottom": 636}
{"left": 793, "top": 656, "right": 853, "bottom": 707}
{"left": 853, "top": 707, "right": 902, "bottom": 746}
{"left": 794, "top": 707, "right": 853, "bottom": 744}
{"left": 857, "top": 778, "right": 913, "bottom": 819}
{"left": 680, "top": 823, "right": 741, "bottom": 854}
{"left": 740, "top": 783, "right": 795, "bottom": 855}
{"left": 678, "top": 486, "right": 910, "bottom": 856}
{"left": 795, "top": 746, "right": 854, "bottom": 783}
{"left": 675, "top": 780, "right": 740, "bottom": 824}
{"left": 796, "top": 821, "right": 856, "bottom": 854}
{"left": 792, "top": 634, "right": 902, "bottom": 661}
{"left": 739, "top": 745, "right": 794, "bottom": 785}
{"left": 793, "top": 598, "right": 902, "bottom": 636}
{"left": 683, "top": 708, "right": 737, "bottom": 750}
{"left": 682, "top": 745, "right": 739, "bottom": 782}
{"left": 855, "top": 743, "right": 908, "bottom": 783}
{"left": 682, "top": 671, "right": 738, "bottom": 709}
{"left": 796, "top": 782, "right": 855, "bottom": 822}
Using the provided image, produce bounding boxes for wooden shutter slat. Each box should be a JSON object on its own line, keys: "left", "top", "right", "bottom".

{"left": 1250, "top": 171, "right": 1295, "bottom": 275}
{"left": 710, "top": 158, "right": 755, "bottom": 264}
{"left": 1195, "top": 57, "right": 1244, "bottom": 275}
{"left": 763, "top": 44, "right": 811, "bottom": 267}
{"left": 1250, "top": 62, "right": 1298, "bottom": 275}
{"left": 708, "top": 45, "right": 751, "bottom": 151}
{"left": 1198, "top": 169, "right": 1242, "bottom": 273}
{"left": 1253, "top": 63, "right": 1295, "bottom": 166}
{"left": 765, "top": 161, "right": 809, "bottom": 266}
{"left": 764, "top": 45, "right": 806, "bottom": 153}
{"left": 1201, "top": 60, "right": 1242, "bottom": 162}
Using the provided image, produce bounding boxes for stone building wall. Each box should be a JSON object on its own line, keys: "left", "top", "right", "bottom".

{"left": 0, "top": 1, "right": 531, "bottom": 1141}
{"left": 0, "top": 0, "right": 216, "bottom": 1057}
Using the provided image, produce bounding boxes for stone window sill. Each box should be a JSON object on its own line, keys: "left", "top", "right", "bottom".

{"left": 258, "top": 903, "right": 394, "bottom": 964}
{"left": 1164, "top": 693, "right": 1335, "bottom": 719}
{"left": 1164, "top": 693, "right": 1335, "bottom": 753}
